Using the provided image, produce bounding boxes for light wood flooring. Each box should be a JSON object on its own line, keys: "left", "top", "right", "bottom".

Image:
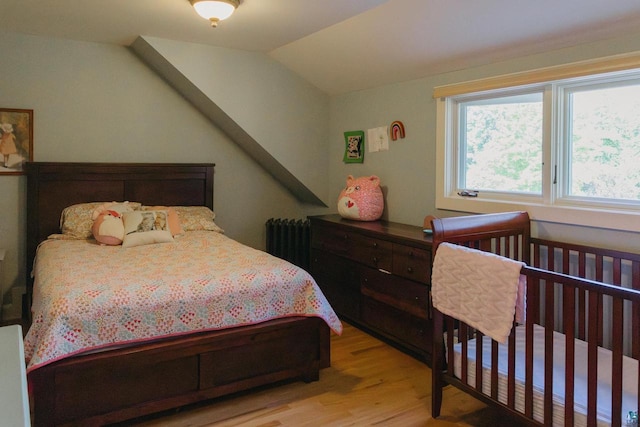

{"left": 123, "top": 322, "right": 518, "bottom": 427}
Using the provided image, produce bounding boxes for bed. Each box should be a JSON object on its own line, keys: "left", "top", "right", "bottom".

{"left": 24, "top": 162, "right": 342, "bottom": 427}
{"left": 429, "top": 211, "right": 640, "bottom": 426}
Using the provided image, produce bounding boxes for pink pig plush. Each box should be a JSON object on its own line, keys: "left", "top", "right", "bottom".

{"left": 91, "top": 209, "right": 125, "bottom": 245}
{"left": 337, "top": 175, "right": 384, "bottom": 221}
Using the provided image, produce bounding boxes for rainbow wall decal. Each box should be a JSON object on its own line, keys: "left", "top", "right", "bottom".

{"left": 390, "top": 120, "right": 405, "bottom": 141}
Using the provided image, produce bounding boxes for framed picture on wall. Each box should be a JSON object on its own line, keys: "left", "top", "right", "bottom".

{"left": 0, "top": 108, "right": 33, "bottom": 175}
{"left": 343, "top": 130, "right": 364, "bottom": 163}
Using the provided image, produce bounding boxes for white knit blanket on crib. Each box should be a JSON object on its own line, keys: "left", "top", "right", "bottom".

{"left": 431, "top": 242, "right": 525, "bottom": 343}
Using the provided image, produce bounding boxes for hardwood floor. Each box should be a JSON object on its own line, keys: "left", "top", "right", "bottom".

{"left": 125, "top": 322, "right": 516, "bottom": 427}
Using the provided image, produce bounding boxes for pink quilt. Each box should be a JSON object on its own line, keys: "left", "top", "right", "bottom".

{"left": 24, "top": 231, "right": 342, "bottom": 372}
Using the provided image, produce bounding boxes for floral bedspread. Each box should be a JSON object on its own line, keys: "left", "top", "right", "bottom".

{"left": 24, "top": 231, "right": 342, "bottom": 372}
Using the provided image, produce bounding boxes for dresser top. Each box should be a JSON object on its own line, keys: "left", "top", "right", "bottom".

{"left": 309, "top": 214, "right": 433, "bottom": 248}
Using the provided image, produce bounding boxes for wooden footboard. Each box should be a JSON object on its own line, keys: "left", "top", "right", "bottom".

{"left": 430, "top": 211, "right": 640, "bottom": 426}
{"left": 29, "top": 317, "right": 330, "bottom": 426}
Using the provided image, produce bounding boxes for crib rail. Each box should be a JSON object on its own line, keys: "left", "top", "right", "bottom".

{"left": 431, "top": 211, "right": 530, "bottom": 261}
{"left": 531, "top": 238, "right": 640, "bottom": 358}
{"left": 431, "top": 212, "right": 640, "bottom": 426}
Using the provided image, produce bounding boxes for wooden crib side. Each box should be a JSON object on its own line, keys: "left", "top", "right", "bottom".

{"left": 431, "top": 214, "right": 640, "bottom": 426}
{"left": 531, "top": 238, "right": 640, "bottom": 357}
{"left": 529, "top": 238, "right": 640, "bottom": 425}
{"left": 435, "top": 264, "right": 640, "bottom": 426}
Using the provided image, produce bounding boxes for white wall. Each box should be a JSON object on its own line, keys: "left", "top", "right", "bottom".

{"left": 138, "top": 36, "right": 331, "bottom": 205}
{"left": 329, "top": 79, "right": 433, "bottom": 226}
{"left": 328, "top": 32, "right": 640, "bottom": 253}
{"left": 0, "top": 32, "right": 310, "bottom": 317}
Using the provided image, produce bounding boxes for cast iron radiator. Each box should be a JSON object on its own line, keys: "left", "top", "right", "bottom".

{"left": 265, "top": 218, "right": 311, "bottom": 271}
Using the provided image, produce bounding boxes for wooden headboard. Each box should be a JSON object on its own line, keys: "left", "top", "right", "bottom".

{"left": 25, "top": 162, "right": 214, "bottom": 300}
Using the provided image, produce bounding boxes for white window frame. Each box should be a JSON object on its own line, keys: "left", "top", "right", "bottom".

{"left": 435, "top": 54, "right": 640, "bottom": 233}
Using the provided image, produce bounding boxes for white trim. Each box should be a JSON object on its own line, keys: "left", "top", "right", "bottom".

{"left": 436, "top": 193, "right": 640, "bottom": 232}
{"left": 435, "top": 94, "right": 640, "bottom": 233}
{"left": 433, "top": 51, "right": 640, "bottom": 99}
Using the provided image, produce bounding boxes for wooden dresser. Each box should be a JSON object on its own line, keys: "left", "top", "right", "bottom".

{"left": 308, "top": 214, "right": 434, "bottom": 363}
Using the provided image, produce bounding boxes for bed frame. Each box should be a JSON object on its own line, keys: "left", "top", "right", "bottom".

{"left": 430, "top": 211, "right": 640, "bottom": 426}
{"left": 25, "top": 162, "right": 330, "bottom": 427}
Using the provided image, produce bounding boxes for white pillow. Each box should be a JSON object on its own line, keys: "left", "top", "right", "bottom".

{"left": 121, "top": 210, "right": 173, "bottom": 248}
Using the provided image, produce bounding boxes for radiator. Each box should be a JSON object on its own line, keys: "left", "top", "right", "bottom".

{"left": 265, "top": 218, "right": 311, "bottom": 271}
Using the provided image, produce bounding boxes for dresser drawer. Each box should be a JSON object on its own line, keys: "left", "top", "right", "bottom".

{"left": 310, "top": 249, "right": 361, "bottom": 321}
{"left": 361, "top": 297, "right": 431, "bottom": 353}
{"left": 350, "top": 234, "right": 392, "bottom": 271}
{"left": 360, "top": 267, "right": 428, "bottom": 319}
{"left": 311, "top": 224, "right": 392, "bottom": 271}
{"left": 393, "top": 245, "right": 431, "bottom": 284}
{"left": 310, "top": 249, "right": 359, "bottom": 288}
{"left": 311, "top": 224, "right": 352, "bottom": 256}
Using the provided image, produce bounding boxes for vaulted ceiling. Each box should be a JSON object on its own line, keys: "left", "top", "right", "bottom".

{"left": 3, "top": 0, "right": 640, "bottom": 95}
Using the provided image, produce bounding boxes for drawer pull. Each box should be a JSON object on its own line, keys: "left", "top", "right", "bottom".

{"left": 409, "top": 250, "right": 414, "bottom": 257}
{"left": 372, "top": 257, "right": 378, "bottom": 264}
{"left": 407, "top": 267, "right": 413, "bottom": 273}
{"left": 373, "top": 242, "right": 378, "bottom": 248}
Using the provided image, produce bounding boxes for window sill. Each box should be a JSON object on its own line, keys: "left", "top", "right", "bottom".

{"left": 436, "top": 195, "right": 640, "bottom": 233}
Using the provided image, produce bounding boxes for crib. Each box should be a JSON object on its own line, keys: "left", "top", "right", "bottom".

{"left": 430, "top": 211, "right": 640, "bottom": 426}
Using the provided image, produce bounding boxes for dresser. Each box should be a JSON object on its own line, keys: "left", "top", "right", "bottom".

{"left": 309, "top": 214, "right": 434, "bottom": 363}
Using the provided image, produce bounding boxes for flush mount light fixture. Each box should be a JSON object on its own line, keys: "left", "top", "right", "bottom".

{"left": 189, "top": 0, "right": 239, "bottom": 27}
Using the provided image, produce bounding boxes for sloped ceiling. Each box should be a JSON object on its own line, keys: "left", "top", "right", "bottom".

{"left": 2, "top": 0, "right": 640, "bottom": 95}
{"left": 130, "top": 36, "right": 330, "bottom": 205}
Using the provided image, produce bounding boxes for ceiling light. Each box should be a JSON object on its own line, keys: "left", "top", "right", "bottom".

{"left": 190, "top": 0, "right": 239, "bottom": 27}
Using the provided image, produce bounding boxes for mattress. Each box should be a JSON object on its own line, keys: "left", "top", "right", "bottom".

{"left": 24, "top": 230, "right": 342, "bottom": 372}
{"left": 451, "top": 324, "right": 639, "bottom": 426}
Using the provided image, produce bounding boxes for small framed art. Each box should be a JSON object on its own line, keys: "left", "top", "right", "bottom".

{"left": 0, "top": 108, "right": 33, "bottom": 175}
{"left": 343, "top": 130, "right": 364, "bottom": 163}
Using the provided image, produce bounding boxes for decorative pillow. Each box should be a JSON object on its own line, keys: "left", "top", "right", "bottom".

{"left": 92, "top": 210, "right": 125, "bottom": 246}
{"left": 121, "top": 210, "right": 174, "bottom": 248}
{"left": 172, "top": 206, "right": 224, "bottom": 233}
{"left": 90, "top": 201, "right": 140, "bottom": 220}
{"left": 141, "top": 206, "right": 184, "bottom": 236}
{"left": 60, "top": 201, "right": 140, "bottom": 239}
{"left": 337, "top": 175, "right": 384, "bottom": 221}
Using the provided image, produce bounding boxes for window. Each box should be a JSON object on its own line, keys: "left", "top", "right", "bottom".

{"left": 435, "top": 56, "right": 640, "bottom": 232}
{"left": 459, "top": 92, "right": 543, "bottom": 195}
{"left": 564, "top": 82, "right": 640, "bottom": 203}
